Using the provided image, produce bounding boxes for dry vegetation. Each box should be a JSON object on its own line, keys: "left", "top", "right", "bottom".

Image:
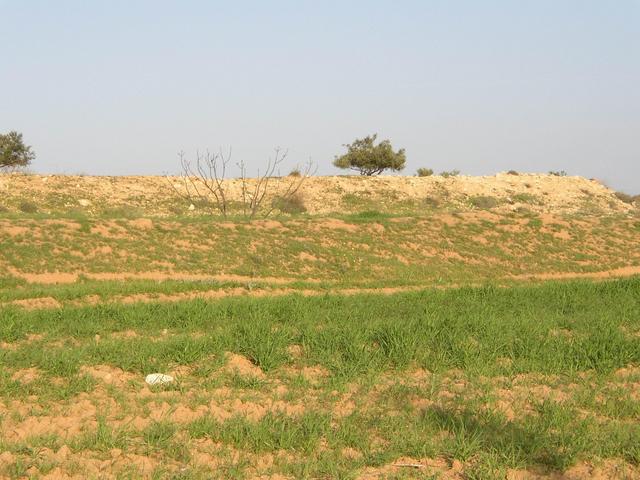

{"left": 1, "top": 172, "right": 639, "bottom": 479}
{"left": 0, "top": 172, "right": 635, "bottom": 217}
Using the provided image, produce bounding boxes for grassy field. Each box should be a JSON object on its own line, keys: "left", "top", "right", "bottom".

{"left": 1, "top": 174, "right": 639, "bottom": 478}
{"left": 1, "top": 279, "right": 640, "bottom": 479}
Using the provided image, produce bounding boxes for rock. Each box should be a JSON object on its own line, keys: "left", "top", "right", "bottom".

{"left": 145, "top": 373, "right": 174, "bottom": 385}
{"left": 78, "top": 199, "right": 91, "bottom": 207}
{"left": 188, "top": 204, "right": 195, "bottom": 211}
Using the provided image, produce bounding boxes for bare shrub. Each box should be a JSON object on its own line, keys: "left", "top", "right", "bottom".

{"left": 170, "top": 149, "right": 231, "bottom": 217}
{"left": 169, "top": 148, "right": 315, "bottom": 219}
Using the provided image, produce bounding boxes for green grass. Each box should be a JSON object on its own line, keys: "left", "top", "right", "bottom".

{"left": 1, "top": 278, "right": 640, "bottom": 477}
{"left": 2, "top": 278, "right": 639, "bottom": 375}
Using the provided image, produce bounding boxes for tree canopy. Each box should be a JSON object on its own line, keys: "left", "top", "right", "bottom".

{"left": 0, "top": 131, "right": 35, "bottom": 170}
{"left": 333, "top": 134, "right": 405, "bottom": 176}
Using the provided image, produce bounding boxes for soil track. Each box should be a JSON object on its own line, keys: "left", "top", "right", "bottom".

{"left": 7, "top": 266, "right": 640, "bottom": 311}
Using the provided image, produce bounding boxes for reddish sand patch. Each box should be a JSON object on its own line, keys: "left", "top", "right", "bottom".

{"left": 224, "top": 352, "right": 265, "bottom": 378}
{"left": 358, "top": 457, "right": 463, "bottom": 480}
{"left": 316, "top": 219, "right": 358, "bottom": 232}
{"left": 512, "top": 266, "right": 640, "bottom": 281}
{"left": 11, "top": 367, "right": 41, "bottom": 384}
{"left": 298, "top": 252, "right": 319, "bottom": 262}
{"left": 6, "top": 399, "right": 97, "bottom": 441}
{"left": 251, "top": 219, "right": 285, "bottom": 230}
{"left": 11, "top": 296, "right": 62, "bottom": 310}
{"left": 128, "top": 218, "right": 154, "bottom": 229}
{"left": 507, "top": 460, "right": 640, "bottom": 479}
{"left": 80, "top": 365, "right": 137, "bottom": 387}
{"left": 11, "top": 271, "right": 79, "bottom": 284}
{"left": 2, "top": 225, "right": 29, "bottom": 237}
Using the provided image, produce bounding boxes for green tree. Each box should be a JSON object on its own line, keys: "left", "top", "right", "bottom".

{"left": 0, "top": 131, "right": 35, "bottom": 170}
{"left": 333, "top": 134, "right": 405, "bottom": 176}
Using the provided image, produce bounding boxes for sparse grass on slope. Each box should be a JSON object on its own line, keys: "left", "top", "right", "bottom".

{"left": 2, "top": 212, "right": 640, "bottom": 310}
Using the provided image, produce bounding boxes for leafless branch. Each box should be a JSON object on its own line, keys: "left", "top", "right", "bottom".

{"left": 170, "top": 147, "right": 316, "bottom": 220}
{"left": 166, "top": 149, "right": 231, "bottom": 218}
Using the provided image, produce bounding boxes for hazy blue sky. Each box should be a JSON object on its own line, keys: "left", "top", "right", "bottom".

{"left": 2, "top": 1, "right": 639, "bottom": 192}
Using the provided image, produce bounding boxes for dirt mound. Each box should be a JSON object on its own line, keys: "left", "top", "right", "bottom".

{"left": 224, "top": 352, "right": 265, "bottom": 378}
{"left": 0, "top": 173, "right": 634, "bottom": 216}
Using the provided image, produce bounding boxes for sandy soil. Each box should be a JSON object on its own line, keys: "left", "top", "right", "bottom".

{"left": 0, "top": 172, "right": 634, "bottom": 216}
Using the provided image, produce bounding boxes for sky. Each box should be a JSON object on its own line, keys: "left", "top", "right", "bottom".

{"left": 1, "top": 1, "right": 639, "bottom": 192}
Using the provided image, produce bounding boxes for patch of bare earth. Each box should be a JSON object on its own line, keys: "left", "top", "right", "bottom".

{"left": 10, "top": 367, "right": 41, "bottom": 384}
{"left": 11, "top": 296, "right": 62, "bottom": 310}
{"left": 358, "top": 457, "right": 464, "bottom": 479}
{"left": 507, "top": 460, "right": 640, "bottom": 479}
{"left": 80, "top": 365, "right": 137, "bottom": 388}
{"left": 224, "top": 352, "right": 265, "bottom": 378}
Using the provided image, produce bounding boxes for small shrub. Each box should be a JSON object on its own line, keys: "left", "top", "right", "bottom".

{"left": 423, "top": 196, "right": 440, "bottom": 208}
{"left": 18, "top": 201, "right": 38, "bottom": 213}
{"left": 272, "top": 192, "right": 306, "bottom": 214}
{"left": 167, "top": 205, "right": 184, "bottom": 215}
{"left": 507, "top": 170, "right": 519, "bottom": 175}
{"left": 416, "top": 168, "right": 433, "bottom": 177}
{"left": 440, "top": 169, "right": 460, "bottom": 178}
{"left": 549, "top": 170, "right": 568, "bottom": 177}
{"left": 288, "top": 168, "right": 301, "bottom": 177}
{"left": 469, "top": 195, "right": 500, "bottom": 209}
{"left": 512, "top": 193, "right": 542, "bottom": 205}
{"left": 614, "top": 191, "right": 635, "bottom": 204}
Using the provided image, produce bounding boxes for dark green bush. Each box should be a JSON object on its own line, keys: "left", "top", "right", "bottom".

{"left": 18, "top": 201, "right": 38, "bottom": 213}
{"left": 333, "top": 134, "right": 406, "bottom": 176}
{"left": 469, "top": 195, "right": 500, "bottom": 209}
{"left": 0, "top": 131, "right": 35, "bottom": 170}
